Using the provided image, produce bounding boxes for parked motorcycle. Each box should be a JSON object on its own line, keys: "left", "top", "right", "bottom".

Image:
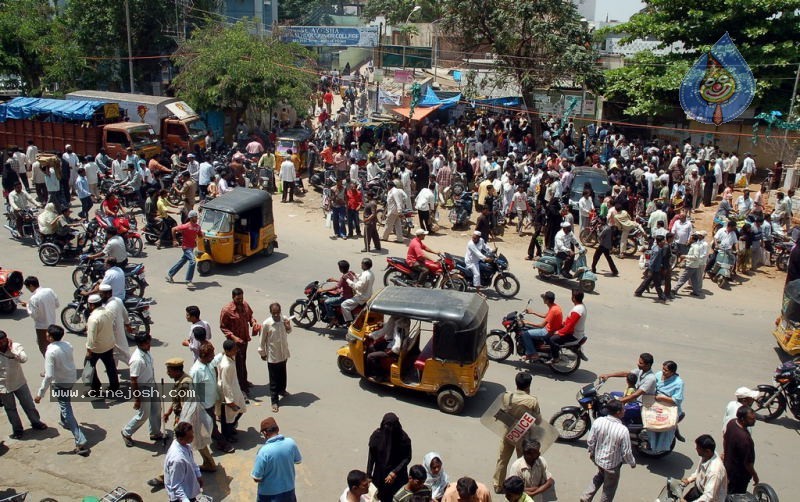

{"left": 656, "top": 477, "right": 778, "bottom": 502}
{"left": 310, "top": 167, "right": 337, "bottom": 191}
{"left": 0, "top": 267, "right": 23, "bottom": 315}
{"left": 772, "top": 239, "right": 792, "bottom": 271}
{"left": 71, "top": 255, "right": 148, "bottom": 298}
{"left": 533, "top": 248, "right": 598, "bottom": 293}
{"left": 60, "top": 287, "right": 154, "bottom": 338}
{"left": 94, "top": 210, "right": 144, "bottom": 257}
{"left": 448, "top": 191, "right": 473, "bottom": 229}
{"left": 288, "top": 280, "right": 363, "bottom": 329}
{"left": 447, "top": 249, "right": 520, "bottom": 298}
{"left": 753, "top": 358, "right": 800, "bottom": 422}
{"left": 3, "top": 206, "right": 41, "bottom": 244}
{"left": 485, "top": 305, "right": 587, "bottom": 374}
{"left": 383, "top": 254, "right": 467, "bottom": 291}
{"left": 549, "top": 380, "right": 685, "bottom": 457}
{"left": 707, "top": 248, "right": 735, "bottom": 287}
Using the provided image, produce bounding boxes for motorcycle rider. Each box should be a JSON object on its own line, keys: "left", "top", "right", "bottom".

{"left": 87, "top": 225, "right": 128, "bottom": 268}
{"left": 8, "top": 180, "right": 40, "bottom": 236}
{"left": 406, "top": 229, "right": 442, "bottom": 287}
{"left": 680, "top": 434, "right": 727, "bottom": 502}
{"left": 707, "top": 220, "right": 738, "bottom": 276}
{"left": 600, "top": 352, "right": 657, "bottom": 404}
{"left": 341, "top": 258, "right": 374, "bottom": 324}
{"left": 521, "top": 291, "right": 563, "bottom": 361}
{"left": 549, "top": 289, "right": 587, "bottom": 362}
{"left": 465, "top": 231, "right": 493, "bottom": 296}
{"left": 319, "top": 260, "right": 356, "bottom": 327}
{"left": 554, "top": 221, "right": 583, "bottom": 279}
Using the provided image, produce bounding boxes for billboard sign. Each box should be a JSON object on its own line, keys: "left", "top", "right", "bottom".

{"left": 281, "top": 26, "right": 378, "bottom": 47}
{"left": 381, "top": 46, "right": 433, "bottom": 69}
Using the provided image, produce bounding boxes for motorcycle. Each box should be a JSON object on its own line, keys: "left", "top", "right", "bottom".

{"left": 485, "top": 306, "right": 588, "bottom": 374}
{"left": 533, "top": 248, "right": 598, "bottom": 293}
{"left": 578, "top": 211, "right": 602, "bottom": 246}
{"left": 60, "top": 287, "right": 154, "bottom": 339}
{"left": 448, "top": 191, "right": 473, "bottom": 229}
{"left": 0, "top": 267, "right": 23, "bottom": 315}
{"left": 447, "top": 249, "right": 520, "bottom": 298}
{"left": 771, "top": 239, "right": 792, "bottom": 271}
{"left": 383, "top": 254, "right": 468, "bottom": 291}
{"left": 753, "top": 358, "right": 800, "bottom": 422}
{"left": 310, "top": 167, "right": 337, "bottom": 191}
{"left": 94, "top": 210, "right": 144, "bottom": 257}
{"left": 656, "top": 477, "right": 778, "bottom": 502}
{"left": 3, "top": 206, "right": 41, "bottom": 244}
{"left": 549, "top": 380, "right": 685, "bottom": 457}
{"left": 707, "top": 248, "right": 735, "bottom": 287}
{"left": 288, "top": 280, "right": 364, "bottom": 329}
{"left": 38, "top": 222, "right": 95, "bottom": 266}
{"left": 612, "top": 225, "right": 646, "bottom": 256}
{"left": 71, "top": 255, "right": 148, "bottom": 298}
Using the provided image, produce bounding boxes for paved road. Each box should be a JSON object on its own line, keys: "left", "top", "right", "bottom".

{"left": 0, "top": 192, "right": 794, "bottom": 501}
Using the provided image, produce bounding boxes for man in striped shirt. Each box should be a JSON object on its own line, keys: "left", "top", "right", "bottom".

{"left": 580, "top": 399, "right": 635, "bottom": 502}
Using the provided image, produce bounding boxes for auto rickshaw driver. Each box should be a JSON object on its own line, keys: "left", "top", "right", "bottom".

{"left": 365, "top": 316, "right": 410, "bottom": 382}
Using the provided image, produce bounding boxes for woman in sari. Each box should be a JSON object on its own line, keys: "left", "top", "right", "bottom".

{"left": 649, "top": 360, "right": 685, "bottom": 454}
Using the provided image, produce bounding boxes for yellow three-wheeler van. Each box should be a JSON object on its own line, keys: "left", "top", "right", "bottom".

{"left": 195, "top": 188, "right": 277, "bottom": 276}
{"left": 337, "top": 287, "right": 489, "bottom": 414}
{"left": 774, "top": 279, "right": 800, "bottom": 356}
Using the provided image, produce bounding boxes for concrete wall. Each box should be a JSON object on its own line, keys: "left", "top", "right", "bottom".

{"left": 335, "top": 48, "right": 371, "bottom": 72}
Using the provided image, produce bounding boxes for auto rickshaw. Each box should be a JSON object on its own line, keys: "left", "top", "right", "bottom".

{"left": 773, "top": 279, "right": 800, "bottom": 355}
{"left": 274, "top": 128, "right": 312, "bottom": 168}
{"left": 195, "top": 188, "right": 277, "bottom": 276}
{"left": 336, "top": 287, "right": 489, "bottom": 414}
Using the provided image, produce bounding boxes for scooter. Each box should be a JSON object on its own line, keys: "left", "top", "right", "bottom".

{"left": 3, "top": 206, "right": 40, "bottom": 244}
{"left": 533, "top": 248, "right": 597, "bottom": 292}
{"left": 707, "top": 248, "right": 735, "bottom": 287}
{"left": 447, "top": 249, "right": 520, "bottom": 298}
{"left": 288, "top": 280, "right": 364, "bottom": 329}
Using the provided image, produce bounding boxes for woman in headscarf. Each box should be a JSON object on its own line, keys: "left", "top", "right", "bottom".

{"left": 37, "top": 202, "right": 59, "bottom": 236}
{"left": 422, "top": 452, "right": 449, "bottom": 501}
{"left": 367, "top": 412, "right": 412, "bottom": 502}
{"left": 648, "top": 360, "right": 685, "bottom": 454}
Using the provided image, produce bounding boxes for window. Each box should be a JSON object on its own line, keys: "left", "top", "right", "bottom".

{"left": 106, "top": 131, "right": 130, "bottom": 147}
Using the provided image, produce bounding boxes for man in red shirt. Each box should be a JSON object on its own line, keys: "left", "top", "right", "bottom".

{"left": 521, "top": 291, "right": 563, "bottom": 359}
{"left": 406, "top": 229, "right": 441, "bottom": 286}
{"left": 166, "top": 210, "right": 203, "bottom": 289}
{"left": 551, "top": 289, "right": 587, "bottom": 361}
{"left": 345, "top": 182, "right": 363, "bottom": 238}
{"left": 319, "top": 260, "right": 355, "bottom": 327}
{"left": 323, "top": 90, "right": 334, "bottom": 114}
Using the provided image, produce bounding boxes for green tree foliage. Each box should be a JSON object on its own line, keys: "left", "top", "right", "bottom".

{"left": 605, "top": 0, "right": 800, "bottom": 116}
{"left": 361, "top": 0, "right": 441, "bottom": 25}
{"left": 279, "top": 0, "right": 333, "bottom": 25}
{"left": 171, "top": 20, "right": 316, "bottom": 117}
{"left": 438, "top": 0, "right": 602, "bottom": 98}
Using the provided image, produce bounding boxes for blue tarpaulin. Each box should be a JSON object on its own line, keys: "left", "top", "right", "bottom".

{"left": 419, "top": 87, "right": 461, "bottom": 110}
{"left": 0, "top": 97, "right": 107, "bottom": 123}
{"left": 473, "top": 96, "right": 522, "bottom": 108}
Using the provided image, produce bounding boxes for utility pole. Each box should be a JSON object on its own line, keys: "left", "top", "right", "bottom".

{"left": 125, "top": 0, "right": 135, "bottom": 93}
{"left": 375, "top": 23, "right": 383, "bottom": 114}
{"left": 781, "top": 62, "right": 800, "bottom": 162}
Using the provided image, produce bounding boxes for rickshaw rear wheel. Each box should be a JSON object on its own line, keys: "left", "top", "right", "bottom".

{"left": 753, "top": 483, "right": 779, "bottom": 502}
{"left": 437, "top": 387, "right": 465, "bottom": 414}
{"left": 337, "top": 355, "right": 357, "bottom": 376}
{"left": 263, "top": 241, "right": 276, "bottom": 256}
{"left": 197, "top": 260, "right": 213, "bottom": 276}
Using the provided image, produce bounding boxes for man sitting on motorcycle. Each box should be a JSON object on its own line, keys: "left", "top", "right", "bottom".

{"left": 8, "top": 180, "right": 40, "bottom": 236}
{"left": 406, "top": 229, "right": 441, "bottom": 286}
{"left": 342, "top": 258, "right": 374, "bottom": 324}
{"left": 681, "top": 434, "right": 727, "bottom": 502}
{"left": 549, "top": 289, "right": 587, "bottom": 362}
{"left": 706, "top": 220, "right": 738, "bottom": 276}
{"left": 521, "top": 291, "right": 563, "bottom": 361}
{"left": 320, "top": 260, "right": 356, "bottom": 327}
{"left": 600, "top": 352, "right": 656, "bottom": 404}
{"left": 465, "top": 231, "right": 492, "bottom": 296}
{"left": 87, "top": 225, "right": 128, "bottom": 268}
{"left": 554, "top": 221, "right": 583, "bottom": 279}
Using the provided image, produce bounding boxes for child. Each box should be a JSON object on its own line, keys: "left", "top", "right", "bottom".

{"left": 624, "top": 372, "right": 638, "bottom": 397}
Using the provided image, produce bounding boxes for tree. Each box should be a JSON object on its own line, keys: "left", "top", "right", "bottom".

{"left": 171, "top": 20, "right": 316, "bottom": 119}
{"left": 279, "top": 0, "right": 333, "bottom": 25}
{"left": 361, "top": 0, "right": 441, "bottom": 25}
{"left": 438, "top": 0, "right": 603, "bottom": 100}
{"left": 604, "top": 0, "right": 800, "bottom": 116}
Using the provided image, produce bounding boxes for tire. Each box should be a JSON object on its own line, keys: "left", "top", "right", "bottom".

{"left": 753, "top": 390, "right": 786, "bottom": 421}
{"left": 437, "top": 387, "right": 465, "bottom": 414}
{"left": 168, "top": 191, "right": 181, "bottom": 206}
{"left": 128, "top": 312, "right": 150, "bottom": 339}
{"left": 485, "top": 332, "right": 513, "bottom": 361}
{"left": 448, "top": 209, "right": 457, "bottom": 226}
{"left": 580, "top": 228, "right": 597, "bottom": 246}
{"left": 72, "top": 267, "right": 90, "bottom": 287}
{"left": 127, "top": 236, "right": 143, "bottom": 257}
{"left": 289, "top": 300, "right": 318, "bottom": 328}
{"left": 383, "top": 269, "right": 407, "bottom": 287}
{"left": 126, "top": 276, "right": 146, "bottom": 298}
{"left": 337, "top": 355, "right": 357, "bottom": 376}
{"left": 197, "top": 260, "right": 213, "bottom": 276}
{"left": 537, "top": 268, "right": 549, "bottom": 280}
{"left": 493, "top": 273, "right": 520, "bottom": 298}
{"left": 38, "top": 243, "right": 61, "bottom": 266}
{"left": 442, "top": 275, "right": 468, "bottom": 292}
{"left": 451, "top": 182, "right": 465, "bottom": 197}
{"left": 777, "top": 256, "right": 788, "bottom": 271}
{"left": 623, "top": 237, "right": 638, "bottom": 256}
{"left": 550, "top": 411, "right": 590, "bottom": 441}
{"left": 61, "top": 305, "right": 87, "bottom": 334}
{"left": 549, "top": 349, "right": 581, "bottom": 374}
{"left": 580, "top": 279, "right": 595, "bottom": 293}
{"left": 0, "top": 297, "right": 16, "bottom": 314}
{"left": 753, "top": 483, "right": 780, "bottom": 502}
{"left": 263, "top": 241, "right": 275, "bottom": 256}
{"left": 638, "top": 435, "right": 676, "bottom": 458}
{"left": 144, "top": 232, "right": 158, "bottom": 244}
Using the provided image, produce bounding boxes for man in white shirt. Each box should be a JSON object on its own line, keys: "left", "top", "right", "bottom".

{"left": 85, "top": 294, "right": 119, "bottom": 392}
{"left": 279, "top": 153, "right": 297, "bottom": 203}
{"left": 83, "top": 155, "right": 100, "bottom": 200}
{"left": 190, "top": 342, "right": 233, "bottom": 453}
{"left": 163, "top": 422, "right": 203, "bottom": 501}
{"left": 20, "top": 276, "right": 59, "bottom": 356}
{"left": 258, "top": 303, "right": 292, "bottom": 412}
{"left": 736, "top": 189, "right": 753, "bottom": 217}
{"left": 11, "top": 146, "right": 29, "bottom": 191}
{"left": 112, "top": 152, "right": 128, "bottom": 182}
{"left": 648, "top": 203, "right": 668, "bottom": 234}
{"left": 578, "top": 191, "right": 594, "bottom": 232}
{"left": 99, "top": 284, "right": 131, "bottom": 367}
{"left": 121, "top": 333, "right": 162, "bottom": 446}
{"left": 34, "top": 325, "right": 88, "bottom": 455}
{"left": 0, "top": 331, "right": 48, "bottom": 439}
{"left": 722, "top": 387, "right": 759, "bottom": 433}
{"left": 342, "top": 258, "right": 374, "bottom": 323}
{"left": 8, "top": 181, "right": 40, "bottom": 236}
{"left": 508, "top": 438, "right": 555, "bottom": 502}
{"left": 681, "top": 435, "right": 727, "bottom": 502}
{"left": 186, "top": 154, "right": 200, "bottom": 183}
{"left": 465, "top": 231, "right": 492, "bottom": 294}
{"left": 741, "top": 153, "right": 756, "bottom": 184}
{"left": 714, "top": 222, "right": 738, "bottom": 251}
{"left": 198, "top": 160, "right": 213, "bottom": 201}
{"left": 554, "top": 221, "right": 584, "bottom": 279}
{"left": 670, "top": 211, "right": 693, "bottom": 256}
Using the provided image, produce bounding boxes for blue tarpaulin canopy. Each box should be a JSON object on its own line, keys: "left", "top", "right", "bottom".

{"left": 419, "top": 87, "right": 461, "bottom": 110}
{"left": 0, "top": 97, "right": 107, "bottom": 122}
{"left": 472, "top": 96, "right": 522, "bottom": 108}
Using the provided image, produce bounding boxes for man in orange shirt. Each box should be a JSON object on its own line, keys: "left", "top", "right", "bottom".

{"left": 520, "top": 291, "right": 563, "bottom": 360}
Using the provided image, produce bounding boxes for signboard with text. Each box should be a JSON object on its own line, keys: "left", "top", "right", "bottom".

{"left": 280, "top": 26, "right": 378, "bottom": 47}
{"left": 381, "top": 46, "right": 433, "bottom": 69}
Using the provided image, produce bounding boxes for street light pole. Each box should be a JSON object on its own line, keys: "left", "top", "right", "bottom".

{"left": 125, "top": 0, "right": 135, "bottom": 93}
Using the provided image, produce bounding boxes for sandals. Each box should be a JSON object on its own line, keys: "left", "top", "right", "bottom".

{"left": 121, "top": 431, "right": 134, "bottom": 447}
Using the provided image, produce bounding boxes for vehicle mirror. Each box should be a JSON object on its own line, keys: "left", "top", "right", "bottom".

{"left": 240, "top": 218, "right": 248, "bottom": 226}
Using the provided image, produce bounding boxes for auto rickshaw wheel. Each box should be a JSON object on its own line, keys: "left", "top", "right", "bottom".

{"left": 436, "top": 387, "right": 465, "bottom": 414}
{"left": 263, "top": 241, "right": 276, "bottom": 256}
{"left": 197, "top": 260, "right": 213, "bottom": 276}
{"left": 337, "top": 355, "right": 357, "bottom": 376}
{"left": 580, "top": 279, "right": 595, "bottom": 293}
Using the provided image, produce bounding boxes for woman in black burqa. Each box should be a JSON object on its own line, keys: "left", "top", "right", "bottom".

{"left": 367, "top": 412, "right": 412, "bottom": 502}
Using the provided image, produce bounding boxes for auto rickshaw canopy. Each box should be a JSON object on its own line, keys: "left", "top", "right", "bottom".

{"left": 203, "top": 188, "right": 273, "bottom": 220}
{"left": 367, "top": 287, "right": 488, "bottom": 363}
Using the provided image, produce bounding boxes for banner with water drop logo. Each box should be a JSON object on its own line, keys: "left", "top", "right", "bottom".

{"left": 679, "top": 32, "right": 756, "bottom": 125}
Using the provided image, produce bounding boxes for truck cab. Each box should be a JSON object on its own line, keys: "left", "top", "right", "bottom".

{"left": 162, "top": 102, "right": 207, "bottom": 152}
{"left": 103, "top": 122, "right": 162, "bottom": 160}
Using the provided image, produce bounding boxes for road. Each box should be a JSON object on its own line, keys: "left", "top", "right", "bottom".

{"left": 0, "top": 191, "right": 794, "bottom": 501}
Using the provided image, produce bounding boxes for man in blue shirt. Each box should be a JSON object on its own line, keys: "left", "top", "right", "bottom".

{"left": 251, "top": 417, "right": 302, "bottom": 501}
{"left": 75, "top": 167, "right": 93, "bottom": 219}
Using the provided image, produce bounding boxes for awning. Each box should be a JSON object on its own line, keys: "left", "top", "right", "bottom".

{"left": 419, "top": 87, "right": 461, "bottom": 109}
{"left": 388, "top": 105, "right": 440, "bottom": 121}
{"left": 0, "top": 97, "right": 107, "bottom": 122}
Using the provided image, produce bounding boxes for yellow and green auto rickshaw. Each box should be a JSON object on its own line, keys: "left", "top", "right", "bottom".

{"left": 774, "top": 279, "right": 800, "bottom": 356}
{"left": 195, "top": 188, "right": 277, "bottom": 276}
{"left": 274, "top": 128, "right": 312, "bottom": 169}
{"left": 336, "top": 287, "right": 489, "bottom": 414}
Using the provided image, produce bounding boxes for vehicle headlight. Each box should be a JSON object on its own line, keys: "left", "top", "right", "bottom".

{"left": 576, "top": 389, "right": 583, "bottom": 401}
{"left": 346, "top": 332, "right": 359, "bottom": 343}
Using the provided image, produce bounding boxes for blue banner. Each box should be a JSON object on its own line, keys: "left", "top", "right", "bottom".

{"left": 280, "top": 26, "right": 379, "bottom": 47}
